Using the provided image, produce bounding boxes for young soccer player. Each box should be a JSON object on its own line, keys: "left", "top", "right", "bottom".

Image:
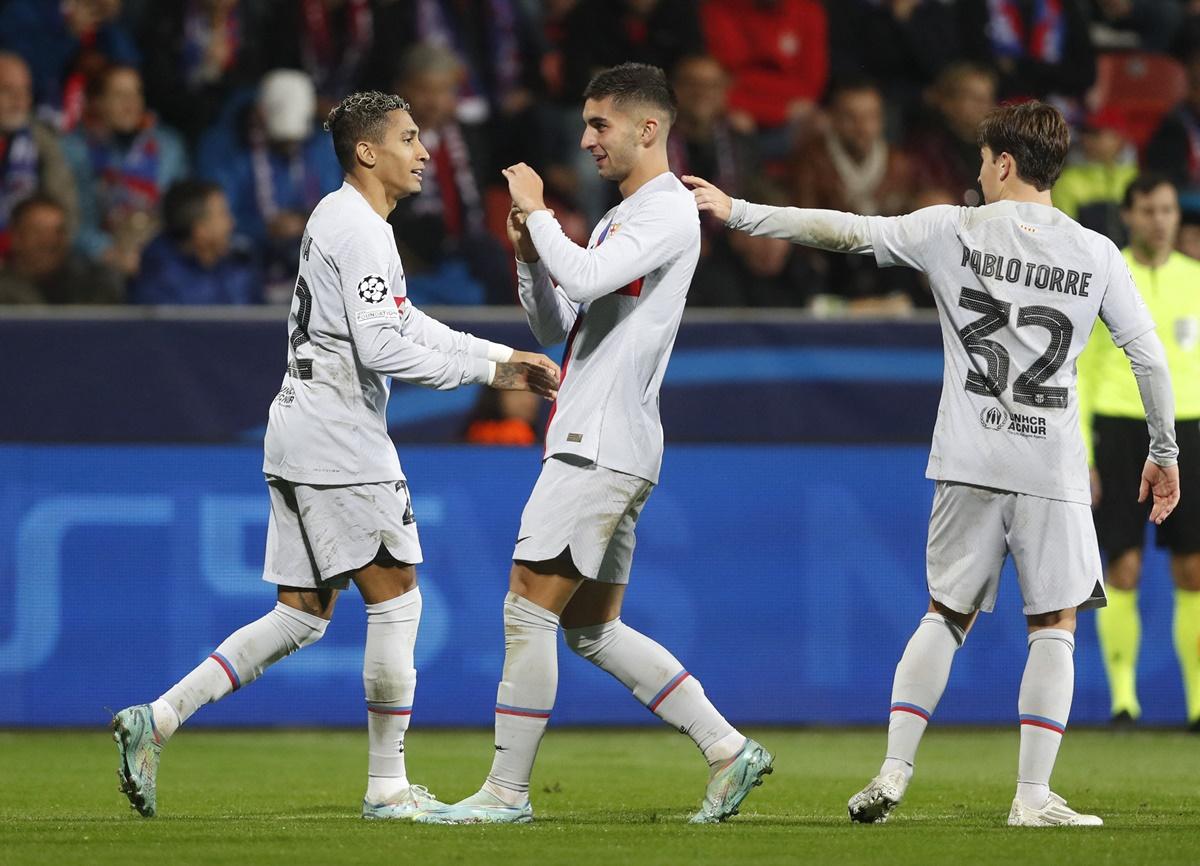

{"left": 687, "top": 100, "right": 1180, "bottom": 827}
{"left": 111, "top": 91, "right": 560, "bottom": 820}
{"left": 416, "top": 63, "right": 772, "bottom": 826}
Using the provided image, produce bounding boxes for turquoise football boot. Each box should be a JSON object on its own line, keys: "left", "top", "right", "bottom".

{"left": 362, "top": 784, "right": 448, "bottom": 820}
{"left": 414, "top": 789, "right": 534, "bottom": 824}
{"left": 688, "top": 738, "right": 774, "bottom": 824}
{"left": 112, "top": 704, "right": 164, "bottom": 818}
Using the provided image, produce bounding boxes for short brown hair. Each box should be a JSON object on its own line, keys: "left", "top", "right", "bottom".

{"left": 976, "top": 100, "right": 1070, "bottom": 191}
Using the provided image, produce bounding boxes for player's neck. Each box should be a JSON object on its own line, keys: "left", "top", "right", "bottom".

{"left": 994, "top": 185, "right": 1053, "bottom": 208}
{"left": 618, "top": 152, "right": 671, "bottom": 199}
{"left": 1130, "top": 242, "right": 1171, "bottom": 269}
{"left": 346, "top": 173, "right": 396, "bottom": 220}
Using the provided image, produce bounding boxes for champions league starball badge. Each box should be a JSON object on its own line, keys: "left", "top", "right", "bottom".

{"left": 358, "top": 275, "right": 389, "bottom": 303}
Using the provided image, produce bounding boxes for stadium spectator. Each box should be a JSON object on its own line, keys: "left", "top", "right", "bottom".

{"left": 563, "top": 0, "right": 703, "bottom": 112}
{"left": 906, "top": 62, "right": 997, "bottom": 208}
{"left": 689, "top": 220, "right": 819, "bottom": 308}
{"left": 1145, "top": 47, "right": 1200, "bottom": 213}
{"left": 0, "top": 53, "right": 78, "bottom": 257}
{"left": 0, "top": 194, "right": 122, "bottom": 304}
{"left": 196, "top": 69, "right": 341, "bottom": 297}
{"left": 260, "top": 0, "right": 375, "bottom": 117}
{"left": 668, "top": 55, "right": 758, "bottom": 243}
{"left": 0, "top": 0, "right": 139, "bottom": 130}
{"left": 61, "top": 64, "right": 188, "bottom": 279}
{"left": 1052, "top": 107, "right": 1138, "bottom": 243}
{"left": 1179, "top": 207, "right": 1200, "bottom": 260}
{"left": 129, "top": 180, "right": 260, "bottom": 305}
{"left": 702, "top": 0, "right": 828, "bottom": 157}
{"left": 1088, "top": 0, "right": 1183, "bottom": 52}
{"left": 792, "top": 77, "right": 920, "bottom": 308}
{"left": 826, "top": 0, "right": 960, "bottom": 136}
{"left": 136, "top": 0, "right": 266, "bottom": 146}
{"left": 387, "top": 43, "right": 512, "bottom": 305}
{"left": 463, "top": 388, "right": 542, "bottom": 445}
{"left": 957, "top": 0, "right": 1096, "bottom": 101}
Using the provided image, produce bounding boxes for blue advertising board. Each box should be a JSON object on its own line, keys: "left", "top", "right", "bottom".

{"left": 0, "top": 444, "right": 1188, "bottom": 728}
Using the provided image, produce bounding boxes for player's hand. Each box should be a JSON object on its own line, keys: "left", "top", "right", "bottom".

{"left": 1090, "top": 467, "right": 1102, "bottom": 507}
{"left": 502, "top": 163, "right": 547, "bottom": 215}
{"left": 1138, "top": 460, "right": 1180, "bottom": 524}
{"left": 507, "top": 204, "right": 541, "bottom": 263}
{"left": 492, "top": 355, "right": 560, "bottom": 401}
{"left": 682, "top": 175, "right": 733, "bottom": 223}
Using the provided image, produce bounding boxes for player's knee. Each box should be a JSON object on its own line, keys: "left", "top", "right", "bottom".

{"left": 922, "top": 611, "right": 968, "bottom": 647}
{"left": 363, "top": 665, "right": 416, "bottom": 701}
{"left": 273, "top": 601, "right": 329, "bottom": 650}
{"left": 563, "top": 618, "right": 621, "bottom": 661}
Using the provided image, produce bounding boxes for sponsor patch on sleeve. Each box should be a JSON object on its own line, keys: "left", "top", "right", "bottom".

{"left": 356, "top": 307, "right": 400, "bottom": 323}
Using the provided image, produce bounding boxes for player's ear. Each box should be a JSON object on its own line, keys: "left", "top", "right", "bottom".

{"left": 641, "top": 116, "right": 659, "bottom": 145}
{"left": 356, "top": 140, "right": 376, "bottom": 168}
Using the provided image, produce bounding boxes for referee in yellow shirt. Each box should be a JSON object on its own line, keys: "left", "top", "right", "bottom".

{"left": 1079, "top": 174, "right": 1200, "bottom": 731}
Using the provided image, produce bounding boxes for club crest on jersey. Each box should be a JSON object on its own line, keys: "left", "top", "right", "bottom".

{"left": 358, "top": 274, "right": 390, "bottom": 303}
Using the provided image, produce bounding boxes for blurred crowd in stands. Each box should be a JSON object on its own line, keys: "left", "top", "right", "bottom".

{"left": 3, "top": 0, "right": 1200, "bottom": 314}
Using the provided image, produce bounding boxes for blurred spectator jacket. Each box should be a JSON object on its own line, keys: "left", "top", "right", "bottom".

{"left": 129, "top": 234, "right": 260, "bottom": 305}
{"left": 0, "top": 121, "right": 79, "bottom": 255}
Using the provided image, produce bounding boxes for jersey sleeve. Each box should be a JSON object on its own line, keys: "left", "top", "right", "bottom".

{"left": 1098, "top": 245, "right": 1156, "bottom": 348}
{"left": 516, "top": 259, "right": 577, "bottom": 347}
{"left": 333, "top": 230, "right": 491, "bottom": 389}
{"left": 866, "top": 205, "right": 960, "bottom": 272}
{"left": 1075, "top": 320, "right": 1105, "bottom": 465}
{"left": 400, "top": 301, "right": 511, "bottom": 361}
{"left": 526, "top": 193, "right": 696, "bottom": 304}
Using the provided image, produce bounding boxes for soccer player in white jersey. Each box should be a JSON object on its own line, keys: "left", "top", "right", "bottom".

{"left": 110, "top": 91, "right": 560, "bottom": 820}
{"left": 416, "top": 63, "right": 773, "bottom": 826}
{"left": 686, "top": 101, "right": 1181, "bottom": 827}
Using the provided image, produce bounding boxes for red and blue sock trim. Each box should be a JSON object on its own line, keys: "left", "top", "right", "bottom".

{"left": 495, "top": 703, "right": 551, "bottom": 719}
{"left": 209, "top": 651, "right": 241, "bottom": 691}
{"left": 367, "top": 703, "right": 413, "bottom": 716}
{"left": 890, "top": 701, "right": 932, "bottom": 721}
{"left": 647, "top": 670, "right": 691, "bottom": 712}
{"left": 1019, "top": 713, "right": 1066, "bottom": 734}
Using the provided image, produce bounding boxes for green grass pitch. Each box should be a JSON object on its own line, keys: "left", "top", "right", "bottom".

{"left": 2, "top": 728, "right": 1196, "bottom": 865}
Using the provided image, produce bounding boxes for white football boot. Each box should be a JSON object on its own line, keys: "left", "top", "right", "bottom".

{"left": 847, "top": 769, "right": 909, "bottom": 824}
{"left": 1007, "top": 792, "right": 1103, "bottom": 827}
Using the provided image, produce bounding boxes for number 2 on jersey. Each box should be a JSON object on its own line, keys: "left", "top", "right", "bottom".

{"left": 957, "top": 287, "right": 1073, "bottom": 409}
{"left": 288, "top": 277, "right": 314, "bottom": 380}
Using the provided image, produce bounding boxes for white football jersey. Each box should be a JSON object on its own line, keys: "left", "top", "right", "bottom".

{"left": 867, "top": 201, "right": 1156, "bottom": 503}
{"left": 517, "top": 171, "right": 700, "bottom": 483}
{"left": 263, "top": 182, "right": 495, "bottom": 485}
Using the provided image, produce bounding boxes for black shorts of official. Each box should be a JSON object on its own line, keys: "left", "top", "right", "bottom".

{"left": 1092, "top": 414, "right": 1200, "bottom": 557}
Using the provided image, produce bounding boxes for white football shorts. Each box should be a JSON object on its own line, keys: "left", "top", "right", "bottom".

{"left": 513, "top": 455, "right": 653, "bottom": 584}
{"left": 926, "top": 481, "right": 1105, "bottom": 616}
{"left": 262, "top": 475, "right": 423, "bottom": 589}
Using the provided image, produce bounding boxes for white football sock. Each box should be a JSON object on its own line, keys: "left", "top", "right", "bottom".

{"left": 1016, "top": 628, "right": 1075, "bottom": 808}
{"left": 564, "top": 618, "right": 741, "bottom": 768}
{"left": 155, "top": 602, "right": 328, "bottom": 739}
{"left": 484, "top": 592, "right": 560, "bottom": 806}
{"left": 364, "top": 588, "right": 422, "bottom": 803}
{"left": 880, "top": 612, "right": 964, "bottom": 779}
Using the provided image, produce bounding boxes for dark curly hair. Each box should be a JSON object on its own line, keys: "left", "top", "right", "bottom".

{"left": 324, "top": 91, "right": 411, "bottom": 172}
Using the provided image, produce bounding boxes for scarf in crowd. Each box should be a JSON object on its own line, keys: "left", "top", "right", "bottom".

{"left": 824, "top": 129, "right": 888, "bottom": 215}
{"left": 667, "top": 122, "right": 739, "bottom": 200}
{"left": 0, "top": 128, "right": 40, "bottom": 250}
{"left": 250, "top": 130, "right": 324, "bottom": 223}
{"left": 181, "top": 0, "right": 242, "bottom": 88}
{"left": 410, "top": 125, "right": 482, "bottom": 239}
{"left": 301, "top": 0, "right": 372, "bottom": 98}
{"left": 86, "top": 119, "right": 163, "bottom": 221}
{"left": 416, "top": 0, "right": 521, "bottom": 117}
{"left": 988, "top": 0, "right": 1065, "bottom": 63}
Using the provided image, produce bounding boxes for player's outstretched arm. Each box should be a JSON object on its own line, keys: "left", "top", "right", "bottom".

{"left": 683, "top": 174, "right": 875, "bottom": 254}
{"left": 1122, "top": 329, "right": 1180, "bottom": 523}
{"left": 402, "top": 300, "right": 516, "bottom": 363}
{"left": 491, "top": 357, "right": 560, "bottom": 401}
{"left": 509, "top": 204, "right": 577, "bottom": 346}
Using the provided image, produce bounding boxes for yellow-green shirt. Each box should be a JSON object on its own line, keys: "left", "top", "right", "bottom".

{"left": 1052, "top": 162, "right": 1138, "bottom": 221}
{"left": 1078, "top": 249, "right": 1200, "bottom": 462}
